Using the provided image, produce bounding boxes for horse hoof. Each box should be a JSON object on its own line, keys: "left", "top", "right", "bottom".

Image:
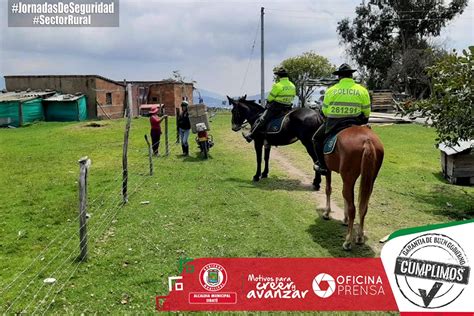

{"left": 253, "top": 176, "right": 260, "bottom": 182}
{"left": 342, "top": 218, "right": 349, "bottom": 226}
{"left": 322, "top": 213, "right": 330, "bottom": 220}
{"left": 312, "top": 184, "right": 320, "bottom": 191}
{"left": 342, "top": 241, "right": 352, "bottom": 251}
{"left": 356, "top": 236, "right": 365, "bottom": 245}
{"left": 261, "top": 173, "right": 268, "bottom": 179}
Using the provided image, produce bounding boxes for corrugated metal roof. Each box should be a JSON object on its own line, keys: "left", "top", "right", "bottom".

{"left": 4, "top": 74, "right": 125, "bottom": 86}
{"left": 0, "top": 90, "right": 56, "bottom": 102}
{"left": 439, "top": 140, "right": 473, "bottom": 155}
{"left": 0, "top": 92, "right": 38, "bottom": 102}
{"left": 22, "top": 91, "right": 55, "bottom": 98}
{"left": 44, "top": 94, "right": 84, "bottom": 102}
{"left": 0, "top": 92, "right": 21, "bottom": 101}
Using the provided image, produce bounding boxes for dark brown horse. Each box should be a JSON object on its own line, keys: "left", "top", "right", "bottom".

{"left": 319, "top": 125, "right": 384, "bottom": 250}
{"left": 227, "top": 95, "right": 324, "bottom": 189}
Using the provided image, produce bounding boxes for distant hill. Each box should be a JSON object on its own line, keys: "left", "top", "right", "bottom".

{"left": 192, "top": 89, "right": 273, "bottom": 108}
{"left": 193, "top": 89, "right": 228, "bottom": 108}
{"left": 244, "top": 92, "right": 269, "bottom": 103}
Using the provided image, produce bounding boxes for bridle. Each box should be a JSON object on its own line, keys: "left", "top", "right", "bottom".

{"left": 231, "top": 98, "right": 263, "bottom": 131}
{"left": 231, "top": 101, "right": 248, "bottom": 131}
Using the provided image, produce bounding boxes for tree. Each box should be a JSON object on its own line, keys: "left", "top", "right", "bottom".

{"left": 278, "top": 51, "right": 335, "bottom": 107}
{"left": 337, "top": 0, "right": 468, "bottom": 93}
{"left": 385, "top": 47, "right": 446, "bottom": 99}
{"left": 405, "top": 47, "right": 473, "bottom": 146}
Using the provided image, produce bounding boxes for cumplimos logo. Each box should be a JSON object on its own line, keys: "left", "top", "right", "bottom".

{"left": 394, "top": 233, "right": 470, "bottom": 308}
{"left": 199, "top": 263, "right": 228, "bottom": 292}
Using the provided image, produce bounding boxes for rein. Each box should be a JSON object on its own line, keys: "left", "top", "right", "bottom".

{"left": 234, "top": 99, "right": 264, "bottom": 129}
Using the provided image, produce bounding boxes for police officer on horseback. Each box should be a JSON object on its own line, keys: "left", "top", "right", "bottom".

{"left": 313, "top": 64, "right": 371, "bottom": 175}
{"left": 243, "top": 66, "right": 296, "bottom": 142}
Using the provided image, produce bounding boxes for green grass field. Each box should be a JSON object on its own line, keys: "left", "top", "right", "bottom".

{"left": 0, "top": 113, "right": 472, "bottom": 313}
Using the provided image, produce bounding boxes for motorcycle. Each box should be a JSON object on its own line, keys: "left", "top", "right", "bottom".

{"left": 195, "top": 122, "right": 214, "bottom": 159}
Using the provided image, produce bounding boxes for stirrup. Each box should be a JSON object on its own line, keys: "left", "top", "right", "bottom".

{"left": 313, "top": 163, "right": 328, "bottom": 175}
{"left": 242, "top": 132, "right": 253, "bottom": 143}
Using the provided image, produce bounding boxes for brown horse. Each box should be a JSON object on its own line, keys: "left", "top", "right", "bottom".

{"left": 319, "top": 125, "right": 384, "bottom": 250}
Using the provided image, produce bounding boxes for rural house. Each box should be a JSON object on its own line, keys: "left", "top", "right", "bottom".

{"left": 4, "top": 75, "right": 194, "bottom": 119}
{"left": 128, "top": 80, "right": 193, "bottom": 115}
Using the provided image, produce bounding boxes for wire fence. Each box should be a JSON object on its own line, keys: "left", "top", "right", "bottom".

{"left": 1, "top": 122, "right": 166, "bottom": 313}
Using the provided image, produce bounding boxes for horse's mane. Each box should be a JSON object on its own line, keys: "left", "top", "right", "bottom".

{"left": 239, "top": 98, "right": 264, "bottom": 112}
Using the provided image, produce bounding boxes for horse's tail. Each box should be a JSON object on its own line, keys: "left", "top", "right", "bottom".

{"left": 359, "top": 138, "right": 377, "bottom": 214}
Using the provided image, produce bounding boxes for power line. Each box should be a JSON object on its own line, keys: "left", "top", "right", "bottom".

{"left": 267, "top": 12, "right": 474, "bottom": 21}
{"left": 265, "top": 7, "right": 474, "bottom": 14}
{"left": 240, "top": 20, "right": 260, "bottom": 94}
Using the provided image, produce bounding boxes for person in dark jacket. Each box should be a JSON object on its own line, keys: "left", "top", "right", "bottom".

{"left": 177, "top": 101, "right": 191, "bottom": 156}
{"left": 149, "top": 106, "right": 166, "bottom": 156}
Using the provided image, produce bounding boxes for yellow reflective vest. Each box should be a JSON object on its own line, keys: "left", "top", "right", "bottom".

{"left": 267, "top": 77, "right": 296, "bottom": 106}
{"left": 322, "top": 78, "right": 371, "bottom": 118}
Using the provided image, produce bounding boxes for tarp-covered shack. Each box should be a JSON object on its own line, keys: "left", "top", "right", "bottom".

{"left": 43, "top": 94, "right": 87, "bottom": 121}
{"left": 0, "top": 93, "right": 44, "bottom": 127}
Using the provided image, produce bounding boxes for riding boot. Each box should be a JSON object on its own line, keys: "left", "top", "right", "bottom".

{"left": 312, "top": 124, "right": 328, "bottom": 176}
{"left": 314, "top": 143, "right": 328, "bottom": 176}
{"left": 181, "top": 145, "right": 187, "bottom": 156}
{"left": 184, "top": 144, "right": 189, "bottom": 156}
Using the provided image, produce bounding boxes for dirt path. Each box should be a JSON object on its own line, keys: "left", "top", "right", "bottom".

{"left": 270, "top": 147, "right": 346, "bottom": 221}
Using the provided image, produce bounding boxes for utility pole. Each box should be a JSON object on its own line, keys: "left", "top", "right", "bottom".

{"left": 260, "top": 7, "right": 265, "bottom": 107}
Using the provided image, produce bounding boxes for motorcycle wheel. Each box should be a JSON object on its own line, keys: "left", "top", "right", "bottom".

{"left": 202, "top": 141, "right": 208, "bottom": 159}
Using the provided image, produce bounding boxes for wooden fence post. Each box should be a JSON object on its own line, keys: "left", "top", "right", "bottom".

{"left": 78, "top": 156, "right": 91, "bottom": 262}
{"left": 165, "top": 115, "right": 169, "bottom": 156}
{"left": 122, "top": 82, "right": 132, "bottom": 204}
{"left": 144, "top": 134, "right": 153, "bottom": 176}
{"left": 175, "top": 108, "right": 180, "bottom": 144}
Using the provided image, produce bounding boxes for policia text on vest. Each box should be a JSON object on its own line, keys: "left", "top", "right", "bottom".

{"left": 267, "top": 77, "right": 296, "bottom": 106}
{"left": 322, "top": 78, "right": 371, "bottom": 118}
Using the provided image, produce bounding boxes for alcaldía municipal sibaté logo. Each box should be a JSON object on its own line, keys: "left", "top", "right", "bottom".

{"left": 199, "top": 263, "right": 228, "bottom": 292}
{"left": 394, "top": 233, "right": 470, "bottom": 308}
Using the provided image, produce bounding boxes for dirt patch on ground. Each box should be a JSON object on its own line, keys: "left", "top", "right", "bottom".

{"left": 270, "top": 147, "right": 346, "bottom": 221}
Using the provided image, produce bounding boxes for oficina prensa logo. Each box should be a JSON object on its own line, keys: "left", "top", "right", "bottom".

{"left": 199, "top": 263, "right": 228, "bottom": 292}
{"left": 312, "top": 273, "right": 336, "bottom": 298}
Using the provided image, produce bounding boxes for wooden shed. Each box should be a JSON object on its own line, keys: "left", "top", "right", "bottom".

{"left": 439, "top": 141, "right": 473, "bottom": 185}
{"left": 370, "top": 90, "right": 396, "bottom": 112}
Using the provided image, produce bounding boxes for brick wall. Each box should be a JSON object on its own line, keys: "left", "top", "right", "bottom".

{"left": 147, "top": 83, "right": 175, "bottom": 115}
{"left": 95, "top": 78, "right": 125, "bottom": 119}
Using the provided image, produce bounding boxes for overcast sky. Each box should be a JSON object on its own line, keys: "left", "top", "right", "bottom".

{"left": 1, "top": 0, "right": 473, "bottom": 96}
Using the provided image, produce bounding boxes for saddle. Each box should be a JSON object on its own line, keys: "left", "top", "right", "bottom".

{"left": 323, "top": 124, "right": 371, "bottom": 154}
{"left": 265, "top": 109, "right": 295, "bottom": 134}
{"left": 323, "top": 134, "right": 338, "bottom": 154}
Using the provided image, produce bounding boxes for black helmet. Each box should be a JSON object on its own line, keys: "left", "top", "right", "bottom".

{"left": 273, "top": 66, "right": 289, "bottom": 77}
{"left": 333, "top": 63, "right": 357, "bottom": 76}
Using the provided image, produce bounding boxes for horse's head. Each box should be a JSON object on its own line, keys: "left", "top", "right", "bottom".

{"left": 227, "top": 95, "right": 249, "bottom": 132}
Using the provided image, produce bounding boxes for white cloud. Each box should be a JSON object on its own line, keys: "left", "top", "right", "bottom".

{"left": 1, "top": 0, "right": 472, "bottom": 95}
